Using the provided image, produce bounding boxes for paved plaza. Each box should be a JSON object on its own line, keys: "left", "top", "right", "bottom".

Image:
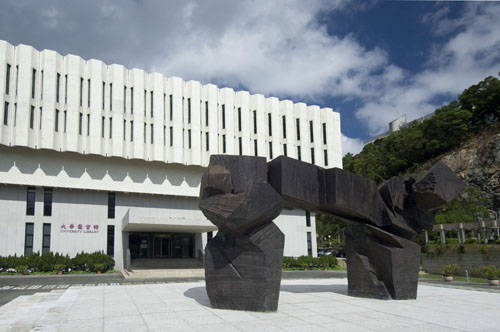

{"left": 0, "top": 278, "right": 499, "bottom": 332}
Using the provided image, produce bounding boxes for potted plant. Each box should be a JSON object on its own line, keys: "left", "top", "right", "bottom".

{"left": 93, "top": 263, "right": 105, "bottom": 274}
{"left": 54, "top": 264, "right": 66, "bottom": 275}
{"left": 480, "top": 265, "right": 500, "bottom": 286}
{"left": 439, "top": 264, "right": 458, "bottom": 281}
{"left": 15, "top": 265, "right": 29, "bottom": 276}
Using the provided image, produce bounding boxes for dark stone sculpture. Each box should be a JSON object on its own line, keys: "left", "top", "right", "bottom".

{"left": 200, "top": 155, "right": 464, "bottom": 310}
{"left": 199, "top": 155, "right": 285, "bottom": 312}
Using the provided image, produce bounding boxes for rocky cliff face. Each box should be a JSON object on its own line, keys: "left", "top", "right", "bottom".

{"left": 441, "top": 124, "right": 500, "bottom": 210}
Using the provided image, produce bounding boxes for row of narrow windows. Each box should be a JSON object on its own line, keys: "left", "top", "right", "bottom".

{"left": 3, "top": 64, "right": 329, "bottom": 144}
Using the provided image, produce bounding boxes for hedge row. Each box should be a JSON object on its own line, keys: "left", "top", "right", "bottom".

{"left": 283, "top": 255, "right": 337, "bottom": 270}
{"left": 0, "top": 251, "right": 115, "bottom": 274}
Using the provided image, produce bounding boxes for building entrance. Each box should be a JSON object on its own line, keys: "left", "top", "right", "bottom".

{"left": 129, "top": 232, "right": 194, "bottom": 259}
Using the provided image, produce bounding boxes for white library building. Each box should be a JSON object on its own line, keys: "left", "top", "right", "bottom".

{"left": 0, "top": 40, "right": 342, "bottom": 270}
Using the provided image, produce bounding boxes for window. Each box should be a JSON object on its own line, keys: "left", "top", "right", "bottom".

{"left": 100, "top": 117, "right": 105, "bottom": 137}
{"left": 87, "top": 114, "right": 90, "bottom": 136}
{"left": 80, "top": 77, "right": 83, "bottom": 106}
{"left": 110, "top": 83, "right": 113, "bottom": 111}
{"left": 283, "top": 144, "right": 287, "bottom": 156}
{"left": 163, "top": 93, "right": 166, "bottom": 119}
{"left": 222, "top": 105, "right": 225, "bottom": 129}
{"left": 207, "top": 231, "right": 213, "bottom": 242}
{"left": 254, "top": 139, "right": 258, "bottom": 156}
{"left": 188, "top": 129, "right": 191, "bottom": 148}
{"left": 150, "top": 91, "right": 153, "bottom": 117}
{"left": 5, "top": 63, "right": 11, "bottom": 94}
{"left": 309, "top": 120, "right": 314, "bottom": 142}
{"left": 143, "top": 123, "right": 147, "bottom": 143}
{"left": 31, "top": 69, "right": 36, "bottom": 99}
{"left": 239, "top": 137, "right": 242, "bottom": 155}
{"left": 169, "top": 127, "right": 173, "bottom": 146}
{"left": 144, "top": 90, "right": 147, "bottom": 115}
{"left": 238, "top": 107, "right": 242, "bottom": 132}
{"left": 26, "top": 187, "right": 36, "bottom": 216}
{"left": 282, "top": 115, "right": 286, "bottom": 138}
{"left": 131, "top": 87, "right": 134, "bottom": 114}
{"left": 253, "top": 110, "right": 257, "bottom": 134}
{"left": 39, "top": 107, "right": 42, "bottom": 129}
{"left": 151, "top": 123, "right": 154, "bottom": 144}
{"left": 110, "top": 118, "right": 113, "bottom": 139}
{"left": 56, "top": 73, "right": 61, "bottom": 103}
{"left": 88, "top": 79, "right": 91, "bottom": 107}
{"left": 108, "top": 192, "right": 116, "bottom": 219}
{"left": 205, "top": 132, "right": 209, "bottom": 151}
{"left": 187, "top": 98, "right": 191, "bottom": 123}
{"left": 268, "top": 113, "right": 272, "bottom": 136}
{"left": 307, "top": 232, "right": 312, "bottom": 256}
{"left": 205, "top": 101, "right": 209, "bottom": 125}
{"left": 124, "top": 87, "right": 127, "bottom": 113}
{"left": 64, "top": 111, "right": 67, "bottom": 133}
{"left": 65, "top": 74, "right": 68, "bottom": 104}
{"left": 3, "top": 102, "right": 8, "bottom": 125}
{"left": 322, "top": 123, "right": 327, "bottom": 144}
{"left": 130, "top": 121, "right": 134, "bottom": 141}
{"left": 14, "top": 103, "right": 17, "bottom": 126}
{"left": 269, "top": 142, "right": 273, "bottom": 159}
{"left": 55, "top": 109, "right": 59, "bottom": 132}
{"left": 163, "top": 126, "right": 166, "bottom": 145}
{"left": 297, "top": 146, "right": 302, "bottom": 161}
{"left": 30, "top": 106, "right": 35, "bottom": 129}
{"left": 42, "top": 223, "right": 51, "bottom": 253}
{"left": 311, "top": 148, "right": 315, "bottom": 164}
{"left": 306, "top": 211, "right": 311, "bottom": 227}
{"left": 102, "top": 82, "right": 105, "bottom": 110}
{"left": 123, "top": 120, "right": 126, "bottom": 141}
{"left": 15, "top": 65, "right": 19, "bottom": 95}
{"left": 107, "top": 225, "right": 115, "bottom": 257}
{"left": 41, "top": 70, "right": 44, "bottom": 99}
{"left": 169, "top": 94, "right": 173, "bottom": 120}
{"left": 24, "top": 223, "right": 34, "bottom": 256}
{"left": 222, "top": 134, "right": 226, "bottom": 153}
{"left": 78, "top": 113, "right": 83, "bottom": 135}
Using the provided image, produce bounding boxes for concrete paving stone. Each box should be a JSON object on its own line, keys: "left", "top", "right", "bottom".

{"left": 57, "top": 318, "right": 104, "bottom": 332}
{"left": 282, "top": 325, "right": 330, "bottom": 332}
{"left": 232, "top": 320, "right": 287, "bottom": 331}
{"left": 318, "top": 320, "right": 375, "bottom": 331}
{"left": 142, "top": 312, "right": 190, "bottom": 330}
{"left": 103, "top": 314, "right": 148, "bottom": 332}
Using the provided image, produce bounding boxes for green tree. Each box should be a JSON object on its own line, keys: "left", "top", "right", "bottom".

{"left": 315, "top": 214, "right": 345, "bottom": 247}
{"left": 458, "top": 76, "right": 500, "bottom": 129}
{"left": 435, "top": 186, "right": 491, "bottom": 224}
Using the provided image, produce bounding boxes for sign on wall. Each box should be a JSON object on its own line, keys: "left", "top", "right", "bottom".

{"left": 60, "top": 224, "right": 99, "bottom": 234}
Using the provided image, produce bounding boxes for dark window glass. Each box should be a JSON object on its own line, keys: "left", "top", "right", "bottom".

{"left": 253, "top": 110, "right": 257, "bottom": 134}
{"left": 64, "top": 111, "right": 67, "bottom": 132}
{"left": 102, "top": 116, "right": 106, "bottom": 137}
{"left": 268, "top": 113, "right": 272, "bottom": 136}
{"left": 222, "top": 105, "right": 225, "bottom": 129}
{"left": 269, "top": 142, "right": 273, "bottom": 159}
{"left": 324, "top": 150, "right": 328, "bottom": 166}
{"left": 80, "top": 77, "right": 83, "bottom": 106}
{"left": 55, "top": 109, "right": 59, "bottom": 132}
{"left": 3, "top": 102, "right": 8, "bottom": 125}
{"left": 88, "top": 79, "right": 91, "bottom": 108}
{"left": 322, "top": 123, "right": 327, "bottom": 144}
{"left": 307, "top": 232, "right": 312, "bottom": 256}
{"left": 205, "top": 132, "right": 209, "bottom": 151}
{"left": 150, "top": 123, "right": 153, "bottom": 144}
{"left": 31, "top": 69, "right": 36, "bottom": 99}
{"left": 131, "top": 121, "right": 134, "bottom": 141}
{"left": 187, "top": 98, "right": 191, "bottom": 123}
{"left": 163, "top": 125, "right": 166, "bottom": 145}
{"left": 110, "top": 118, "right": 113, "bottom": 139}
{"left": 282, "top": 115, "right": 286, "bottom": 138}
{"left": 169, "top": 94, "right": 173, "bottom": 120}
{"left": 188, "top": 129, "right": 191, "bottom": 148}
{"left": 150, "top": 91, "right": 154, "bottom": 117}
{"left": 39, "top": 107, "right": 42, "bottom": 130}
{"left": 65, "top": 75, "right": 68, "bottom": 104}
{"left": 239, "top": 137, "right": 242, "bottom": 155}
{"left": 170, "top": 127, "right": 173, "bottom": 146}
{"left": 306, "top": 211, "right": 311, "bottom": 227}
{"left": 143, "top": 123, "right": 147, "bottom": 143}
{"left": 297, "top": 146, "right": 302, "bottom": 161}
{"left": 144, "top": 90, "right": 146, "bottom": 114}
{"left": 110, "top": 83, "right": 113, "bottom": 111}
{"left": 41, "top": 70, "right": 43, "bottom": 99}
{"left": 43, "top": 188, "right": 52, "bottom": 216}
{"left": 238, "top": 107, "right": 242, "bottom": 131}
{"left": 107, "top": 225, "right": 115, "bottom": 257}
{"left": 26, "top": 187, "right": 35, "bottom": 216}
{"left": 131, "top": 87, "right": 134, "bottom": 114}
{"left": 24, "top": 223, "right": 34, "bottom": 256}
{"left": 207, "top": 231, "right": 213, "bottom": 242}
{"left": 205, "top": 101, "right": 209, "bottom": 125}
{"left": 42, "top": 223, "right": 51, "bottom": 253}
{"left": 310, "top": 120, "right": 314, "bottom": 142}
{"left": 311, "top": 148, "right": 315, "bottom": 165}
{"left": 222, "top": 134, "right": 226, "bottom": 153}
{"left": 56, "top": 73, "right": 60, "bottom": 103}
{"left": 283, "top": 144, "right": 287, "bottom": 156}
{"left": 108, "top": 192, "right": 116, "bottom": 219}
{"left": 124, "top": 87, "right": 127, "bottom": 113}
{"left": 30, "top": 106, "right": 35, "bottom": 129}
{"left": 87, "top": 114, "right": 90, "bottom": 136}
{"left": 254, "top": 139, "right": 258, "bottom": 156}
{"left": 79, "top": 113, "right": 83, "bottom": 135}
{"left": 5, "top": 63, "right": 10, "bottom": 95}
{"left": 102, "top": 82, "right": 105, "bottom": 110}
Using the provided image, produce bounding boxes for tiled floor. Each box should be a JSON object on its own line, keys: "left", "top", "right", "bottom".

{"left": 1, "top": 278, "right": 499, "bottom": 331}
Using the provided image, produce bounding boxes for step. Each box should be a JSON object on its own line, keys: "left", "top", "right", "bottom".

{"left": 130, "top": 258, "right": 203, "bottom": 269}
{"left": 122, "top": 268, "right": 205, "bottom": 279}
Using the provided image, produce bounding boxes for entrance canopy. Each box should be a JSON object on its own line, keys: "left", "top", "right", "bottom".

{"left": 122, "top": 208, "right": 217, "bottom": 233}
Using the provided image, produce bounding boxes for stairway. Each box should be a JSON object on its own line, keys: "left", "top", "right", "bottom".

{"left": 123, "top": 258, "right": 205, "bottom": 279}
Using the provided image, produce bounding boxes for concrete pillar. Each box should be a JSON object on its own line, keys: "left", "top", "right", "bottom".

{"left": 424, "top": 230, "right": 429, "bottom": 245}
{"left": 439, "top": 224, "right": 446, "bottom": 244}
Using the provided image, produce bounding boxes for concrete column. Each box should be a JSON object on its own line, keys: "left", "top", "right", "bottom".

{"left": 439, "top": 224, "right": 446, "bottom": 244}
{"left": 424, "top": 230, "right": 429, "bottom": 245}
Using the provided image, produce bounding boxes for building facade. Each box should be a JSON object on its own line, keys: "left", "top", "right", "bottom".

{"left": 0, "top": 40, "right": 342, "bottom": 270}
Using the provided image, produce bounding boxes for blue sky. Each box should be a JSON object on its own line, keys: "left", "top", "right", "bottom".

{"left": 1, "top": 0, "right": 499, "bottom": 155}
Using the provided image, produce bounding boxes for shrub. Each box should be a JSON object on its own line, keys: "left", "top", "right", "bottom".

{"left": 54, "top": 264, "right": 66, "bottom": 272}
{"left": 15, "top": 265, "right": 29, "bottom": 274}
{"left": 282, "top": 256, "right": 338, "bottom": 270}
{"left": 93, "top": 263, "right": 105, "bottom": 272}
{"left": 439, "top": 264, "right": 458, "bottom": 276}
{"left": 480, "top": 265, "right": 500, "bottom": 280}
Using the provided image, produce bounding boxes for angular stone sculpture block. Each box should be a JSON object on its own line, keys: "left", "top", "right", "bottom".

{"left": 200, "top": 155, "right": 285, "bottom": 312}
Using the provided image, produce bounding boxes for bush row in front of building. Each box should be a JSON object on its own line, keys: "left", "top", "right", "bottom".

{"left": 0, "top": 251, "right": 115, "bottom": 274}
{"left": 283, "top": 255, "right": 338, "bottom": 270}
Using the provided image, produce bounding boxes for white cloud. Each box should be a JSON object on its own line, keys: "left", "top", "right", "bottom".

{"left": 341, "top": 134, "right": 365, "bottom": 156}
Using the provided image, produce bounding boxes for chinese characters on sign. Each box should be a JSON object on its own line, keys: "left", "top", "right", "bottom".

{"left": 60, "top": 224, "right": 99, "bottom": 234}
